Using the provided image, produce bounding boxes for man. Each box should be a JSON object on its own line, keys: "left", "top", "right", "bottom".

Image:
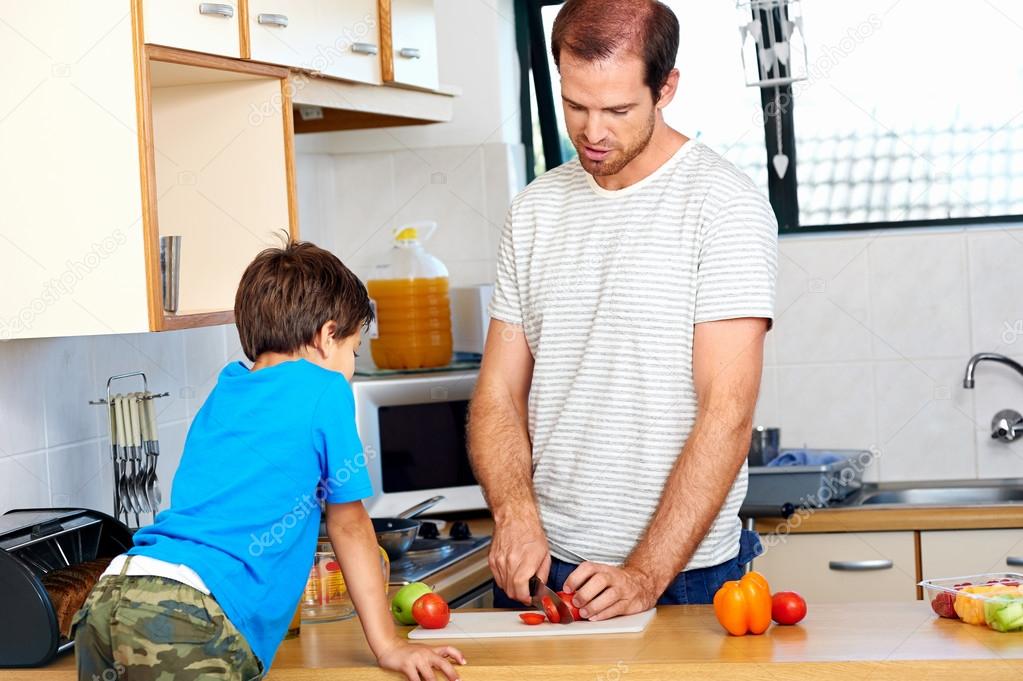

{"left": 467, "top": 0, "right": 777, "bottom": 621}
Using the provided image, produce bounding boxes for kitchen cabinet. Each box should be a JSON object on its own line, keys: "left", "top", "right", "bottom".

{"left": 920, "top": 529, "right": 1023, "bottom": 579}
{"left": 753, "top": 531, "right": 918, "bottom": 602}
{"left": 0, "top": 2, "right": 296, "bottom": 338}
{"left": 142, "top": 0, "right": 242, "bottom": 58}
{"left": 0, "top": 0, "right": 455, "bottom": 338}
{"left": 246, "top": 0, "right": 383, "bottom": 85}
{"left": 146, "top": 51, "right": 295, "bottom": 325}
{"left": 379, "top": 0, "right": 440, "bottom": 90}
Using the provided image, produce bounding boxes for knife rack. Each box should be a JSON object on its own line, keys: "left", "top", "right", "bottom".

{"left": 89, "top": 372, "right": 169, "bottom": 529}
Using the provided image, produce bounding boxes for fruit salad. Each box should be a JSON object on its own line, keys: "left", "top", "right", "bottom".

{"left": 920, "top": 573, "right": 1023, "bottom": 632}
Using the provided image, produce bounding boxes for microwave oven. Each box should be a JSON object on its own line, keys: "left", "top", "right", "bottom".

{"left": 351, "top": 369, "right": 487, "bottom": 517}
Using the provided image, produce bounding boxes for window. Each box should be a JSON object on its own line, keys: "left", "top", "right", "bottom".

{"left": 520, "top": 0, "right": 1023, "bottom": 232}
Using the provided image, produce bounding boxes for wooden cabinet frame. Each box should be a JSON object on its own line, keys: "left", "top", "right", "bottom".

{"left": 130, "top": 0, "right": 297, "bottom": 331}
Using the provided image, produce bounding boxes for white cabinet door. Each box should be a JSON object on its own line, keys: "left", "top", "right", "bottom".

{"left": 0, "top": 1, "right": 150, "bottom": 338}
{"left": 246, "top": 0, "right": 318, "bottom": 70}
{"left": 318, "top": 0, "right": 383, "bottom": 84}
{"left": 388, "top": 0, "right": 439, "bottom": 90}
{"left": 753, "top": 532, "right": 918, "bottom": 602}
{"left": 920, "top": 529, "right": 1023, "bottom": 579}
{"left": 142, "top": 1, "right": 241, "bottom": 58}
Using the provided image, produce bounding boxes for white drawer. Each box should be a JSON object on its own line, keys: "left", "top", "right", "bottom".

{"left": 754, "top": 531, "right": 918, "bottom": 602}
{"left": 388, "top": 0, "right": 438, "bottom": 90}
{"left": 142, "top": 0, "right": 241, "bottom": 58}
{"left": 246, "top": 0, "right": 318, "bottom": 70}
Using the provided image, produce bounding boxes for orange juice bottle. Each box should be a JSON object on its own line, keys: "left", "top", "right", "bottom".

{"left": 368, "top": 222, "right": 453, "bottom": 370}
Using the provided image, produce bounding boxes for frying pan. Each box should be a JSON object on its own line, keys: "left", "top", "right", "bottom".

{"left": 373, "top": 495, "right": 444, "bottom": 560}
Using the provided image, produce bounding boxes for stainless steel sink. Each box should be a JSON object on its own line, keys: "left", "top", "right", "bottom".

{"left": 859, "top": 486, "right": 1023, "bottom": 506}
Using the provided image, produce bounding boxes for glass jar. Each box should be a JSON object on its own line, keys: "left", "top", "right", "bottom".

{"left": 301, "top": 541, "right": 391, "bottom": 623}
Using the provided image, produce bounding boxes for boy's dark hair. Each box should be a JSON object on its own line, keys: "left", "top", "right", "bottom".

{"left": 551, "top": 0, "right": 679, "bottom": 103}
{"left": 234, "top": 240, "right": 374, "bottom": 362}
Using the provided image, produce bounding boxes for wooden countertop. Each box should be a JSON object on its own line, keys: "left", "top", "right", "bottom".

{"left": 753, "top": 504, "right": 1023, "bottom": 534}
{"left": 21, "top": 602, "right": 1023, "bottom": 680}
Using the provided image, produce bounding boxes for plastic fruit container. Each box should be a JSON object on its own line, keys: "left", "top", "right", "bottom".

{"left": 919, "top": 573, "right": 1023, "bottom": 631}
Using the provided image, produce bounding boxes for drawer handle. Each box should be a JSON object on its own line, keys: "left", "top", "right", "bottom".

{"left": 352, "top": 42, "right": 379, "bottom": 56}
{"left": 1008, "top": 556, "right": 1023, "bottom": 567}
{"left": 828, "top": 559, "right": 893, "bottom": 572}
{"left": 198, "top": 3, "right": 234, "bottom": 18}
{"left": 399, "top": 47, "right": 422, "bottom": 59}
{"left": 257, "top": 13, "right": 288, "bottom": 28}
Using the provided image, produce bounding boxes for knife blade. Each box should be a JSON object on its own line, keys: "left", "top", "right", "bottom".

{"left": 529, "top": 575, "right": 574, "bottom": 624}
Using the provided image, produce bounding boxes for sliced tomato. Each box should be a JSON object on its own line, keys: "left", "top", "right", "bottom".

{"left": 541, "top": 596, "right": 561, "bottom": 623}
{"left": 519, "top": 612, "right": 546, "bottom": 625}
{"left": 557, "top": 591, "right": 581, "bottom": 621}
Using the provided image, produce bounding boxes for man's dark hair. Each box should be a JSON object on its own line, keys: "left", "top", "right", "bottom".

{"left": 551, "top": 0, "right": 680, "bottom": 103}
{"left": 234, "top": 240, "right": 374, "bottom": 362}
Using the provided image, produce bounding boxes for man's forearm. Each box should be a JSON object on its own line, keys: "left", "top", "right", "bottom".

{"left": 467, "top": 383, "right": 538, "bottom": 523}
{"left": 625, "top": 406, "right": 753, "bottom": 593}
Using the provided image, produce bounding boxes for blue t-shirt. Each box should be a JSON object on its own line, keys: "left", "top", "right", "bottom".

{"left": 130, "top": 359, "right": 373, "bottom": 667}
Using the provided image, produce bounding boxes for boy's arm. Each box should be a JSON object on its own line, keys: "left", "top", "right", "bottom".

{"left": 325, "top": 501, "right": 466, "bottom": 681}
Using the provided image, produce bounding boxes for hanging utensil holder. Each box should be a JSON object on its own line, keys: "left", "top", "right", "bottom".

{"left": 89, "top": 372, "right": 168, "bottom": 529}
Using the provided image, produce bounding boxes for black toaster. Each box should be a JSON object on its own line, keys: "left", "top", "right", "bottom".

{"left": 0, "top": 508, "right": 132, "bottom": 668}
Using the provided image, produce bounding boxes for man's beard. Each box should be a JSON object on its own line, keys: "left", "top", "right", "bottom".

{"left": 574, "top": 110, "right": 656, "bottom": 177}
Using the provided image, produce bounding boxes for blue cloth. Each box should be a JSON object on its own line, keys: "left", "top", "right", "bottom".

{"left": 493, "top": 529, "right": 763, "bottom": 607}
{"left": 766, "top": 449, "right": 845, "bottom": 467}
{"left": 130, "top": 359, "right": 373, "bottom": 668}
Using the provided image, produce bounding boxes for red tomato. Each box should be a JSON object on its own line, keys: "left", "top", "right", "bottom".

{"left": 771, "top": 591, "right": 807, "bottom": 625}
{"left": 541, "top": 596, "right": 561, "bottom": 623}
{"left": 519, "top": 612, "right": 546, "bottom": 625}
{"left": 411, "top": 593, "right": 450, "bottom": 629}
{"left": 557, "top": 591, "right": 582, "bottom": 621}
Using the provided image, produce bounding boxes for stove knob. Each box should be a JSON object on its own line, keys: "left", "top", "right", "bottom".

{"left": 418, "top": 521, "right": 440, "bottom": 539}
{"left": 449, "top": 521, "right": 471, "bottom": 540}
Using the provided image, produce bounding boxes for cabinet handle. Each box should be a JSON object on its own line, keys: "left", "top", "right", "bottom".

{"left": 257, "top": 13, "right": 288, "bottom": 28}
{"left": 198, "top": 3, "right": 234, "bottom": 18}
{"left": 1008, "top": 556, "right": 1023, "bottom": 567}
{"left": 352, "top": 42, "right": 379, "bottom": 56}
{"left": 828, "top": 559, "right": 893, "bottom": 572}
{"left": 399, "top": 47, "right": 422, "bottom": 59}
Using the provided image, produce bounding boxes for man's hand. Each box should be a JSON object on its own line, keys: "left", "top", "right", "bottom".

{"left": 562, "top": 562, "right": 658, "bottom": 621}
{"left": 490, "top": 515, "right": 551, "bottom": 605}
{"left": 376, "top": 638, "right": 466, "bottom": 681}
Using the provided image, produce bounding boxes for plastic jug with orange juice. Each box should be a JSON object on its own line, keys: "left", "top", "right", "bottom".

{"left": 367, "top": 222, "right": 453, "bottom": 370}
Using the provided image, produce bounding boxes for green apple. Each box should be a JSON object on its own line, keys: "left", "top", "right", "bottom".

{"left": 391, "top": 582, "right": 433, "bottom": 625}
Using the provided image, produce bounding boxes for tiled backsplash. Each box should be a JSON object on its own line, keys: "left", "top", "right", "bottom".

{"left": 758, "top": 225, "right": 1023, "bottom": 482}
{"left": 0, "top": 324, "right": 241, "bottom": 517}
{"left": 296, "top": 142, "right": 525, "bottom": 289}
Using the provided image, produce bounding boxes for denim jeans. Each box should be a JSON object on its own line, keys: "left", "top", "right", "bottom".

{"left": 492, "top": 528, "right": 763, "bottom": 608}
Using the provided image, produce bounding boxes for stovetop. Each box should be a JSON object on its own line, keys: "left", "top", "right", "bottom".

{"left": 388, "top": 535, "right": 491, "bottom": 585}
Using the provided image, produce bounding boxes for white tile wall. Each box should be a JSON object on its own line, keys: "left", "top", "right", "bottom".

{"left": 298, "top": 142, "right": 521, "bottom": 289}
{"left": 0, "top": 323, "right": 241, "bottom": 517}
{"left": 762, "top": 225, "right": 1023, "bottom": 483}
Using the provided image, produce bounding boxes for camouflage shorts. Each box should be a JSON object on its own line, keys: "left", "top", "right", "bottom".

{"left": 71, "top": 560, "right": 262, "bottom": 681}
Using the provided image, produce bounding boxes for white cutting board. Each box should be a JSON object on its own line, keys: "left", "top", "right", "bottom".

{"left": 408, "top": 609, "right": 656, "bottom": 640}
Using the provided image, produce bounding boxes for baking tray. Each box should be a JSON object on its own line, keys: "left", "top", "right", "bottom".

{"left": 743, "top": 450, "right": 870, "bottom": 515}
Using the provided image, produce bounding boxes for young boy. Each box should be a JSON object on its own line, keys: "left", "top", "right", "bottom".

{"left": 72, "top": 242, "right": 466, "bottom": 680}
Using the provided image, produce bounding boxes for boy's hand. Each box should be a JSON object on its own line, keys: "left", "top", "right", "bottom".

{"left": 377, "top": 639, "right": 466, "bottom": 681}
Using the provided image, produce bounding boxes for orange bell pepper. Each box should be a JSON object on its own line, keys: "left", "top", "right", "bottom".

{"left": 713, "top": 571, "right": 773, "bottom": 636}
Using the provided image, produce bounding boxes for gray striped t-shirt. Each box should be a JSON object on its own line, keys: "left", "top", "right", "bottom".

{"left": 489, "top": 140, "right": 777, "bottom": 569}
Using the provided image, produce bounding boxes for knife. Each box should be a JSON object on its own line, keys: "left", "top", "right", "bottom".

{"left": 529, "top": 575, "right": 574, "bottom": 624}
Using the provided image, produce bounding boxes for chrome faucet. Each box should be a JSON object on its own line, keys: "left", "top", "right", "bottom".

{"left": 963, "top": 353, "right": 1023, "bottom": 443}
{"left": 963, "top": 353, "right": 1023, "bottom": 389}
